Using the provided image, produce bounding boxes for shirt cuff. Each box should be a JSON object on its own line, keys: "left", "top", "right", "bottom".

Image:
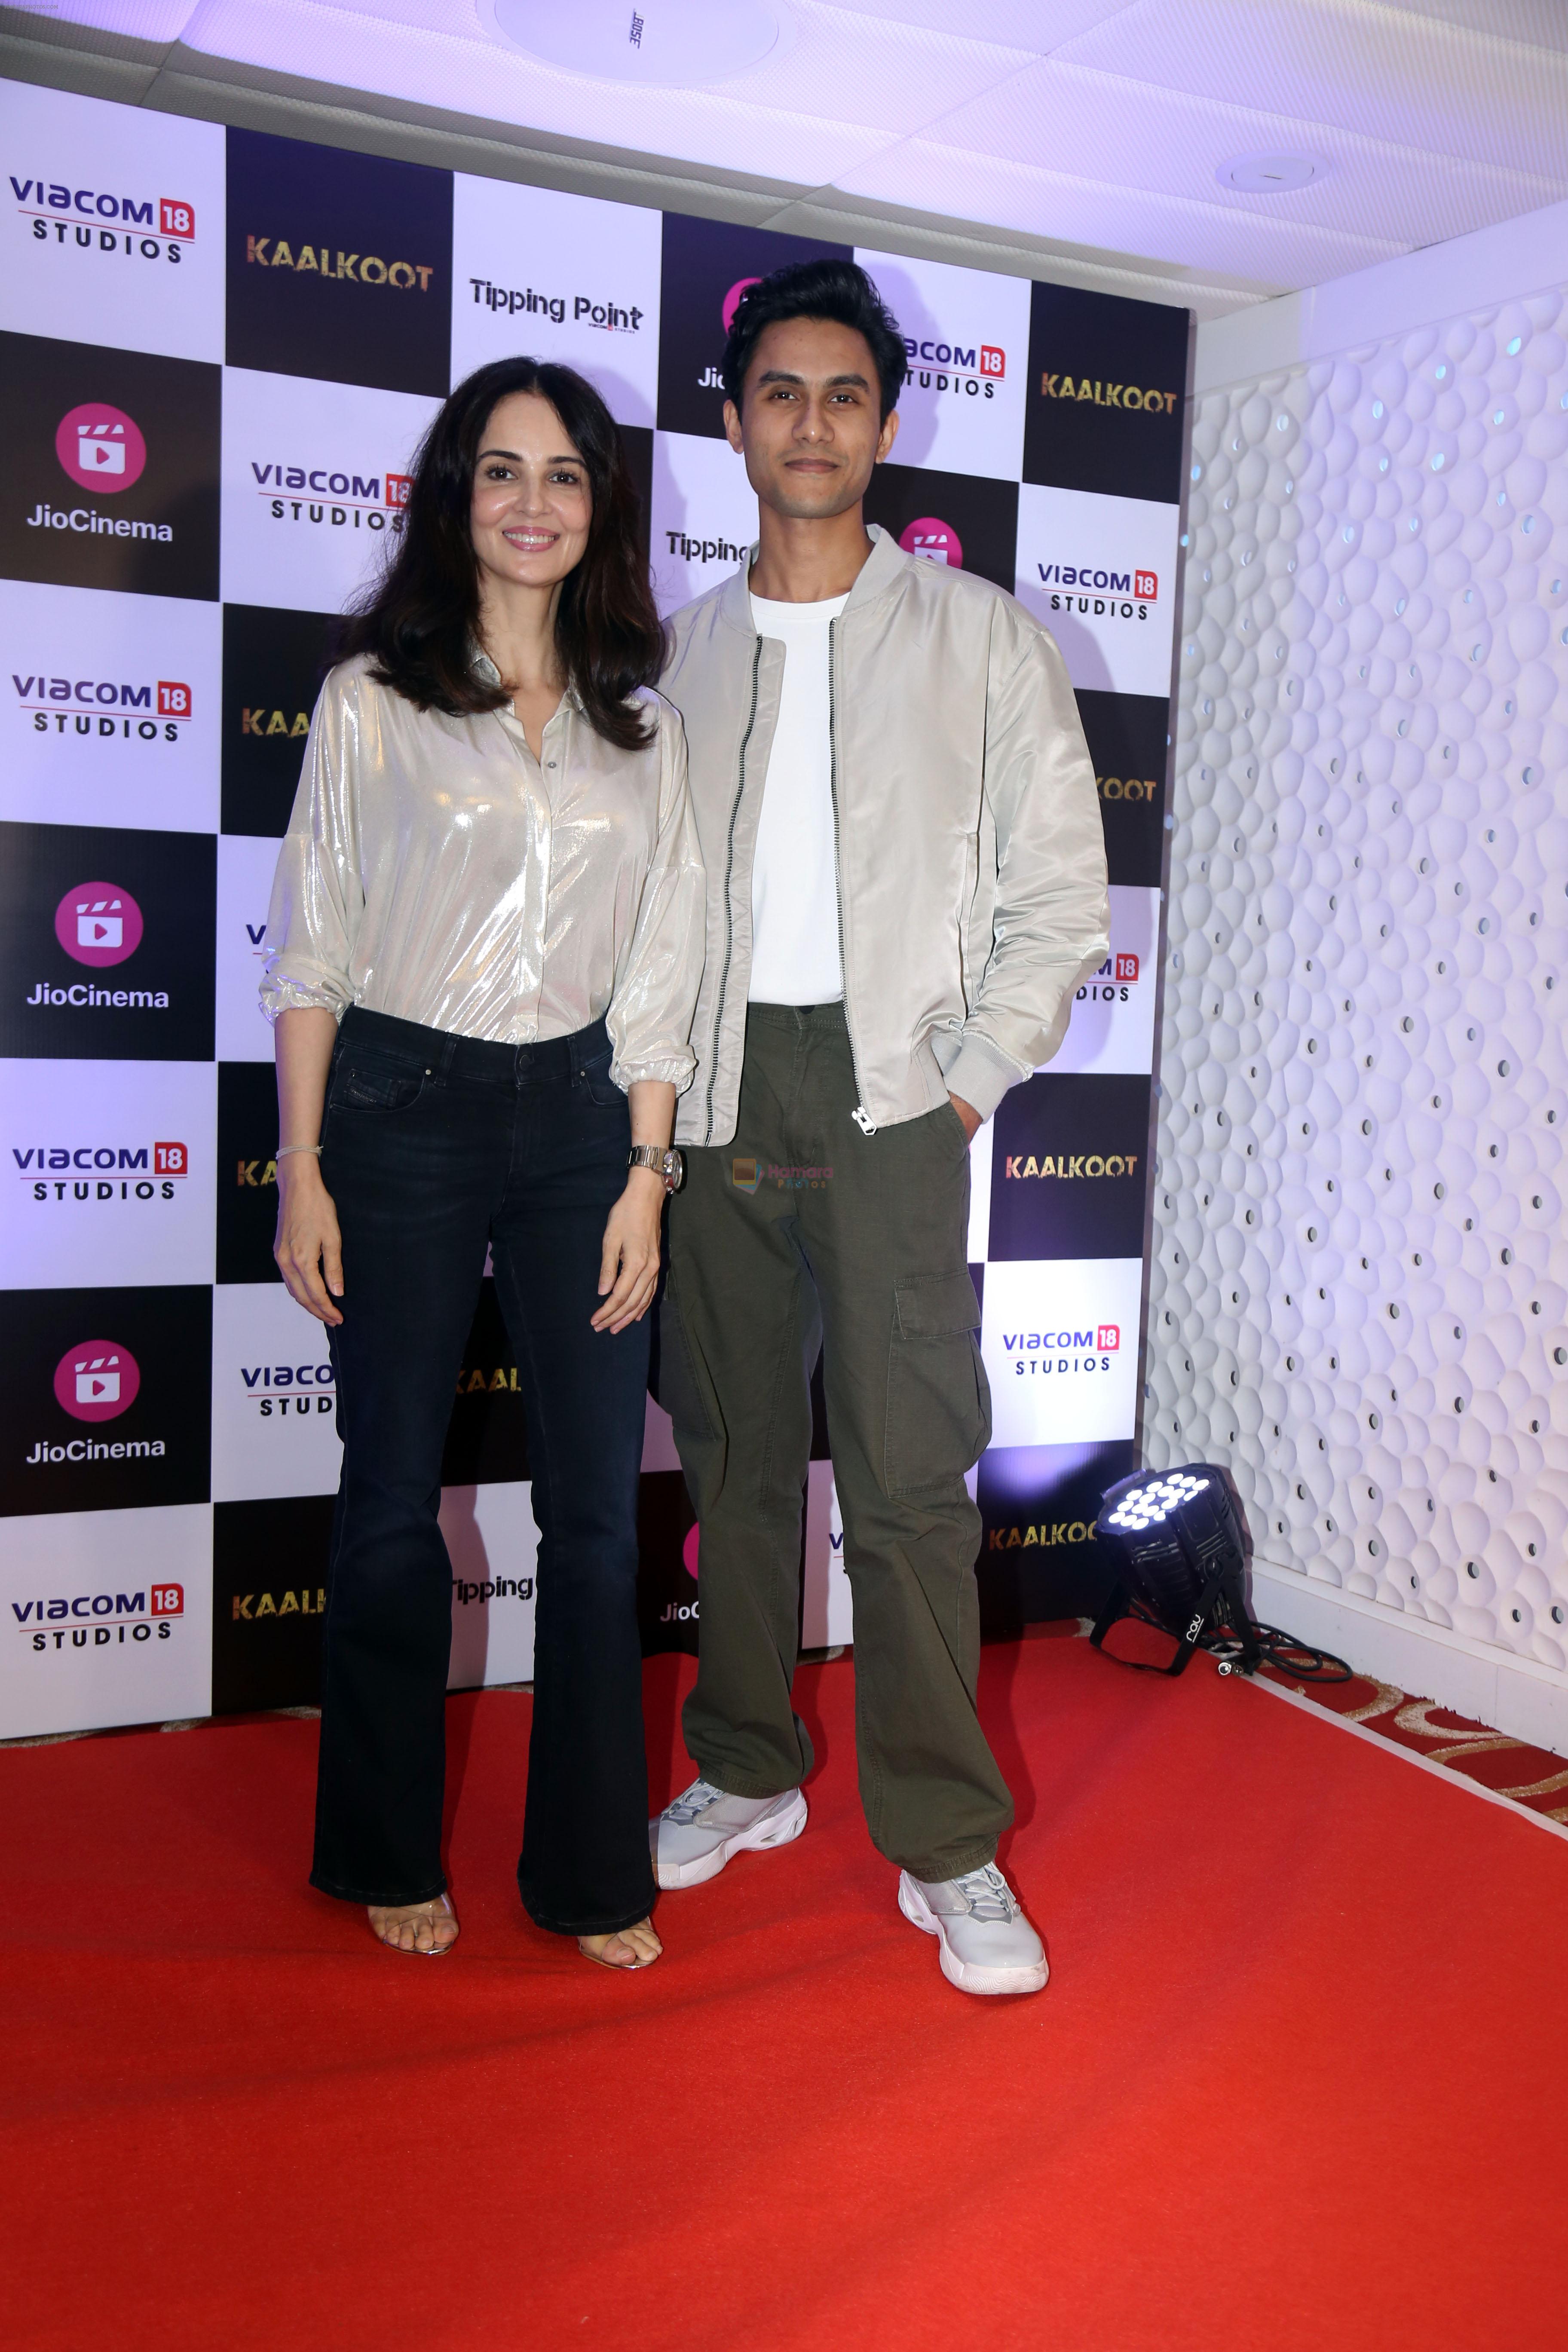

{"left": 258, "top": 979, "right": 346, "bottom": 1024}
{"left": 610, "top": 1053, "right": 698, "bottom": 1094}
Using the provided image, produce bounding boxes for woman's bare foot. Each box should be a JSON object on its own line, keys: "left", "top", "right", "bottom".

{"left": 368, "top": 1893, "right": 459, "bottom": 1955}
{"left": 577, "top": 1917, "right": 662, "bottom": 1970}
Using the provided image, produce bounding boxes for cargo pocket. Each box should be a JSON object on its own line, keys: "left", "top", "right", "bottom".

{"left": 654, "top": 1265, "right": 719, "bottom": 1445}
{"left": 885, "top": 1269, "right": 991, "bottom": 1500}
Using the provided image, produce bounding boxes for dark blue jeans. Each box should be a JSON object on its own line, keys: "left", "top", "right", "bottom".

{"left": 311, "top": 1006, "right": 656, "bottom": 1937}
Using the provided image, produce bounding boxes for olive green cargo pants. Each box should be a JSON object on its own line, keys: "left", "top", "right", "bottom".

{"left": 658, "top": 1003, "right": 1014, "bottom": 1881}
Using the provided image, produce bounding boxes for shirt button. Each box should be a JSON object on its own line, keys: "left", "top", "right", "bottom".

{"left": 546, "top": 760, "right": 557, "bottom": 768}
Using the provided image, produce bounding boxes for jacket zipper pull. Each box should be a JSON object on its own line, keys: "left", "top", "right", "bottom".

{"left": 851, "top": 1106, "right": 878, "bottom": 1137}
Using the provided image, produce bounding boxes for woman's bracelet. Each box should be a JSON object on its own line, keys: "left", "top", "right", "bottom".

{"left": 276, "top": 1143, "right": 323, "bottom": 1159}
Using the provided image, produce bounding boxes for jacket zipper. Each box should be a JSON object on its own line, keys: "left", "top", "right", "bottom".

{"left": 826, "top": 617, "right": 876, "bottom": 1136}
{"left": 703, "top": 637, "right": 763, "bottom": 1144}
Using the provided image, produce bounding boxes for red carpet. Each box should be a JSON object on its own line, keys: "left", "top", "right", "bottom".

{"left": 5, "top": 1630, "right": 1566, "bottom": 2352}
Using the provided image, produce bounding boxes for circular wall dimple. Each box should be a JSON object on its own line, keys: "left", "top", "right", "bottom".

{"left": 1151, "top": 297, "right": 1568, "bottom": 1668}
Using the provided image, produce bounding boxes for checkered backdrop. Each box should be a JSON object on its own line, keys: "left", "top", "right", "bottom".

{"left": 0, "top": 77, "right": 1189, "bottom": 1740}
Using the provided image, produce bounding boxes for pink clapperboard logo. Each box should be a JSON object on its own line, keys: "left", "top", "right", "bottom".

{"left": 899, "top": 517, "right": 963, "bottom": 569}
{"left": 722, "top": 277, "right": 762, "bottom": 334}
{"left": 54, "top": 1341, "right": 140, "bottom": 1423}
{"left": 54, "top": 881, "right": 144, "bottom": 968}
{"left": 54, "top": 402, "right": 147, "bottom": 494}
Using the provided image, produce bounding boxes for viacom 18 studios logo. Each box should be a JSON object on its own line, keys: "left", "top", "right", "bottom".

{"left": 1078, "top": 951, "right": 1141, "bottom": 1005}
{"left": 903, "top": 334, "right": 1005, "bottom": 403}
{"left": 1001, "top": 1322, "right": 1121, "bottom": 1380}
{"left": 14, "top": 1577, "right": 183, "bottom": 1655}
{"left": 238, "top": 1354, "right": 336, "bottom": 1425}
{"left": 251, "top": 457, "right": 412, "bottom": 538}
{"left": 11, "top": 174, "right": 196, "bottom": 269}
{"left": 1036, "top": 560, "right": 1158, "bottom": 620}
{"left": 16, "top": 1136, "right": 187, "bottom": 1206}
{"left": 15, "top": 668, "right": 191, "bottom": 744}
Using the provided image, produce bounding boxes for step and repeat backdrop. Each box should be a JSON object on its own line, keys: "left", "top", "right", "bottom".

{"left": 0, "top": 77, "right": 1188, "bottom": 1740}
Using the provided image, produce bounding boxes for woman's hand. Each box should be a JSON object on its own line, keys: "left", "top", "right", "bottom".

{"left": 591, "top": 1168, "right": 665, "bottom": 1335}
{"left": 275, "top": 1159, "right": 345, "bottom": 1326}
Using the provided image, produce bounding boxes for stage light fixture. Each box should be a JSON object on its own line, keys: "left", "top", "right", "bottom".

{"left": 1091, "top": 1462, "right": 1259, "bottom": 1678}
{"left": 1091, "top": 1462, "right": 1351, "bottom": 1685}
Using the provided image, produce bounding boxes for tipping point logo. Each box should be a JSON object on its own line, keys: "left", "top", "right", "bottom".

{"left": 54, "top": 881, "right": 143, "bottom": 968}
{"left": 721, "top": 276, "right": 762, "bottom": 334}
{"left": 53, "top": 1340, "right": 140, "bottom": 1422}
{"left": 899, "top": 516, "right": 962, "bottom": 569}
{"left": 55, "top": 403, "right": 146, "bottom": 494}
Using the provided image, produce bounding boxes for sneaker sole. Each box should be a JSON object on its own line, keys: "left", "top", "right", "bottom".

{"left": 897, "top": 1871, "right": 1049, "bottom": 1997}
{"left": 653, "top": 1789, "right": 808, "bottom": 1890}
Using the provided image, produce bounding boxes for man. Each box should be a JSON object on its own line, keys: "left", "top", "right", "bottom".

{"left": 653, "top": 259, "right": 1109, "bottom": 1996}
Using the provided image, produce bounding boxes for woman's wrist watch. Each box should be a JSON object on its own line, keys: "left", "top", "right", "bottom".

{"left": 627, "top": 1144, "right": 685, "bottom": 1194}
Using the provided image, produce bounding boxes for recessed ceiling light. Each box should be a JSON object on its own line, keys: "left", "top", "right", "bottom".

{"left": 487, "top": 0, "right": 788, "bottom": 86}
{"left": 1218, "top": 153, "right": 1327, "bottom": 194}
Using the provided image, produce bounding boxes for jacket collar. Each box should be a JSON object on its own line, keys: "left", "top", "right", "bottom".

{"left": 716, "top": 523, "right": 912, "bottom": 638}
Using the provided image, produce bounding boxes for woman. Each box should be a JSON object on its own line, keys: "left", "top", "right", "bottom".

{"left": 260, "top": 358, "right": 702, "bottom": 1968}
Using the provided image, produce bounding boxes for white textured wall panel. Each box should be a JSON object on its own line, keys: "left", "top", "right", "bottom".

{"left": 1152, "top": 288, "right": 1568, "bottom": 1688}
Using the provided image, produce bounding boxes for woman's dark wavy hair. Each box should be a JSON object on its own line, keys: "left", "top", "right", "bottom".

{"left": 338, "top": 357, "right": 663, "bottom": 749}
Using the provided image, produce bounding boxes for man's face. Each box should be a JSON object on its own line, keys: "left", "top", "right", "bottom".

{"left": 724, "top": 315, "right": 898, "bottom": 519}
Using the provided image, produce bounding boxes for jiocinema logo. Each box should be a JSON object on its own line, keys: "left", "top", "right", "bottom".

{"left": 53, "top": 879, "right": 143, "bottom": 968}
{"left": 54, "top": 403, "right": 146, "bottom": 493}
{"left": 52, "top": 1337, "right": 140, "bottom": 1421}
{"left": 899, "top": 516, "right": 962, "bottom": 569}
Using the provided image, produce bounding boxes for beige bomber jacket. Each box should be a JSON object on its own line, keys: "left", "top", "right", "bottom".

{"left": 660, "top": 524, "right": 1111, "bottom": 1148}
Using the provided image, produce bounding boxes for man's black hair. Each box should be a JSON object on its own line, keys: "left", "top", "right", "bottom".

{"left": 721, "top": 258, "right": 908, "bottom": 420}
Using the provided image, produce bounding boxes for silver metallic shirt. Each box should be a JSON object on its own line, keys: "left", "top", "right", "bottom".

{"left": 260, "top": 654, "right": 704, "bottom": 1091}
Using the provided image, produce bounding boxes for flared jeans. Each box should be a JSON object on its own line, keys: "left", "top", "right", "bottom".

{"left": 309, "top": 1006, "right": 656, "bottom": 1937}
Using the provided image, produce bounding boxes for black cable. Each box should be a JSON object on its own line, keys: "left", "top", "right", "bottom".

{"left": 1115, "top": 1593, "right": 1353, "bottom": 1683}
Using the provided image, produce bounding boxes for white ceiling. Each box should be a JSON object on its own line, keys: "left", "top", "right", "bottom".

{"left": 7, "top": 0, "right": 1568, "bottom": 315}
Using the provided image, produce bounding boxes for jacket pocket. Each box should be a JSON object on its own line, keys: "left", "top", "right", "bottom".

{"left": 884, "top": 1269, "right": 991, "bottom": 1499}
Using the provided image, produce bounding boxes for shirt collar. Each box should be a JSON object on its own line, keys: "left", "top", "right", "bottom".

{"left": 471, "top": 642, "right": 582, "bottom": 714}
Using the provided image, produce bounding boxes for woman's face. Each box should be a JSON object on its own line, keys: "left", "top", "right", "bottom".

{"left": 470, "top": 392, "right": 592, "bottom": 594}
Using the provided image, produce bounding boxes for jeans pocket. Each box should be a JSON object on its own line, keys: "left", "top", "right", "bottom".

{"left": 884, "top": 1269, "right": 991, "bottom": 1499}
{"left": 574, "top": 1046, "right": 625, "bottom": 1111}
{"left": 328, "top": 1053, "right": 428, "bottom": 1115}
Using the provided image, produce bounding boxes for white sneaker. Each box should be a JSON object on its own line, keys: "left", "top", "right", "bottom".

{"left": 650, "top": 1777, "right": 808, "bottom": 1890}
{"left": 898, "top": 1862, "right": 1049, "bottom": 1996}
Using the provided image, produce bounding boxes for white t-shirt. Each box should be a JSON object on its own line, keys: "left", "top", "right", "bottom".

{"left": 747, "top": 591, "right": 848, "bottom": 1005}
